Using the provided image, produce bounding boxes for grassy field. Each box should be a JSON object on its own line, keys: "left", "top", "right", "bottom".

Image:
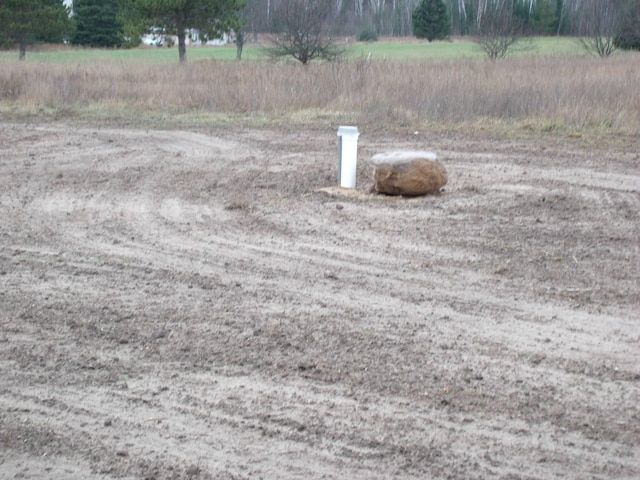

{"left": 348, "top": 36, "right": 586, "bottom": 60}
{"left": 0, "top": 37, "right": 638, "bottom": 136}
{"left": 0, "top": 37, "right": 587, "bottom": 64}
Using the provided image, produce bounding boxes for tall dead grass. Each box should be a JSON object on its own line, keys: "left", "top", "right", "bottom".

{"left": 1, "top": 54, "right": 638, "bottom": 133}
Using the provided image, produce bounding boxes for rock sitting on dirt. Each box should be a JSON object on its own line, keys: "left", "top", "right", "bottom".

{"left": 370, "top": 151, "right": 447, "bottom": 196}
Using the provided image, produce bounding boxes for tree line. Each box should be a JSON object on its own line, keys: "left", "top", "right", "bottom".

{"left": 1, "top": 0, "right": 639, "bottom": 62}
{"left": 240, "top": 0, "right": 640, "bottom": 40}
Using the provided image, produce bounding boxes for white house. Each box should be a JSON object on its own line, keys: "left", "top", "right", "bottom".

{"left": 64, "top": 1, "right": 230, "bottom": 47}
{"left": 141, "top": 30, "right": 230, "bottom": 47}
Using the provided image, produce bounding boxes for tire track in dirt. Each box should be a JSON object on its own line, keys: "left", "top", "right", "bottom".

{"left": 22, "top": 189, "right": 635, "bottom": 451}
{"left": 2, "top": 367, "right": 637, "bottom": 480}
{"left": 1, "top": 123, "right": 639, "bottom": 479}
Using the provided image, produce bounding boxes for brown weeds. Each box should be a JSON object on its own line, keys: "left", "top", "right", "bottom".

{"left": 1, "top": 54, "right": 638, "bottom": 133}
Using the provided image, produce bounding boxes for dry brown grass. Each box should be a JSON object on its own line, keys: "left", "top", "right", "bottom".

{"left": 1, "top": 54, "right": 639, "bottom": 134}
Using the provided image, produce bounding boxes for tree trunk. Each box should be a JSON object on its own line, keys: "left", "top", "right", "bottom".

{"left": 178, "top": 32, "right": 187, "bottom": 63}
{"left": 236, "top": 31, "right": 244, "bottom": 60}
{"left": 19, "top": 35, "right": 27, "bottom": 61}
{"left": 556, "top": 0, "right": 564, "bottom": 36}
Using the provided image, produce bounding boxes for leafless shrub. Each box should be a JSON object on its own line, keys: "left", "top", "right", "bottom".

{"left": 474, "top": 2, "right": 526, "bottom": 60}
{"left": 576, "top": 0, "right": 625, "bottom": 57}
{"left": 266, "top": 0, "right": 344, "bottom": 64}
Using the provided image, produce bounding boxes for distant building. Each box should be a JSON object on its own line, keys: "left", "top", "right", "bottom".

{"left": 141, "top": 30, "right": 230, "bottom": 47}
{"left": 63, "top": 1, "right": 230, "bottom": 47}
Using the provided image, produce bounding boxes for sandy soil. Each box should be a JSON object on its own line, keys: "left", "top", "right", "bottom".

{"left": 0, "top": 121, "right": 638, "bottom": 480}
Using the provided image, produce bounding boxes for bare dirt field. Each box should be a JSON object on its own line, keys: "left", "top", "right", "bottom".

{"left": 1, "top": 121, "right": 638, "bottom": 479}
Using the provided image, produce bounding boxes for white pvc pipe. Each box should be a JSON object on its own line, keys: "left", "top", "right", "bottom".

{"left": 337, "top": 126, "right": 359, "bottom": 189}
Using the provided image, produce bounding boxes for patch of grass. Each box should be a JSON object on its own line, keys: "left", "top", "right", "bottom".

{"left": 347, "top": 38, "right": 478, "bottom": 61}
{"left": 0, "top": 37, "right": 587, "bottom": 65}
{"left": 347, "top": 36, "right": 584, "bottom": 60}
{"left": 0, "top": 44, "right": 264, "bottom": 64}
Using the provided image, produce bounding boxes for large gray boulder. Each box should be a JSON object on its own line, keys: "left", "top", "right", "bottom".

{"left": 370, "top": 151, "right": 447, "bottom": 196}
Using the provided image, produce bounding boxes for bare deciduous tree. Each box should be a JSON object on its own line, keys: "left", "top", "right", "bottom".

{"left": 267, "top": 0, "right": 345, "bottom": 64}
{"left": 577, "top": 0, "right": 624, "bottom": 57}
{"left": 474, "top": 1, "right": 526, "bottom": 60}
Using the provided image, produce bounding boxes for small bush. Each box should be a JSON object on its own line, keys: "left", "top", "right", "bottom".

{"left": 358, "top": 27, "right": 378, "bottom": 43}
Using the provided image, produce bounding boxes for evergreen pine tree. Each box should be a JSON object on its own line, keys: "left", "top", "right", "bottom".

{"left": 531, "top": 1, "right": 558, "bottom": 35}
{"left": 71, "top": 0, "right": 122, "bottom": 47}
{"left": 412, "top": 0, "right": 451, "bottom": 42}
{"left": 0, "top": 0, "right": 70, "bottom": 59}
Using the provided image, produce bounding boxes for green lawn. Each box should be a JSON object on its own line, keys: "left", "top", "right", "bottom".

{"left": 0, "top": 37, "right": 586, "bottom": 64}
{"left": 0, "top": 45, "right": 255, "bottom": 64}
{"left": 349, "top": 36, "right": 585, "bottom": 60}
